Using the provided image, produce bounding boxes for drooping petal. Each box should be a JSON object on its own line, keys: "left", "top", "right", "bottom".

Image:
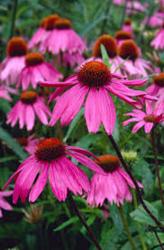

{"left": 84, "top": 88, "right": 101, "bottom": 133}
{"left": 29, "top": 164, "right": 49, "bottom": 202}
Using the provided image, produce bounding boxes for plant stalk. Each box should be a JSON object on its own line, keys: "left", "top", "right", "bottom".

{"left": 132, "top": 190, "right": 148, "bottom": 250}
{"left": 118, "top": 206, "right": 137, "bottom": 250}
{"left": 150, "top": 128, "right": 164, "bottom": 206}
{"left": 69, "top": 194, "right": 102, "bottom": 250}
{"left": 108, "top": 135, "right": 164, "bottom": 230}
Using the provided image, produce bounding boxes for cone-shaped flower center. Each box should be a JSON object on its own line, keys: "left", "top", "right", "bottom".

{"left": 35, "top": 138, "right": 65, "bottom": 162}
{"left": 17, "top": 137, "right": 28, "bottom": 146}
{"left": 55, "top": 18, "right": 72, "bottom": 29}
{"left": 44, "top": 15, "right": 60, "bottom": 30}
{"left": 7, "top": 37, "right": 27, "bottom": 57}
{"left": 144, "top": 114, "right": 157, "bottom": 123}
{"left": 20, "top": 91, "right": 38, "bottom": 104}
{"left": 124, "top": 19, "right": 132, "bottom": 25}
{"left": 153, "top": 73, "right": 164, "bottom": 87}
{"left": 96, "top": 154, "right": 119, "bottom": 173}
{"left": 93, "top": 35, "right": 117, "bottom": 58}
{"left": 78, "top": 61, "right": 111, "bottom": 87}
{"left": 118, "top": 40, "right": 139, "bottom": 60}
{"left": 25, "top": 52, "right": 44, "bottom": 67}
{"left": 115, "top": 30, "right": 132, "bottom": 40}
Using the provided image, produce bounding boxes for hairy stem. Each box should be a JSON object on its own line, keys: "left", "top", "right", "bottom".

{"left": 154, "top": 231, "right": 164, "bottom": 250}
{"left": 150, "top": 128, "right": 164, "bottom": 206}
{"left": 69, "top": 195, "right": 102, "bottom": 250}
{"left": 132, "top": 190, "right": 148, "bottom": 250}
{"left": 108, "top": 135, "right": 164, "bottom": 230}
{"left": 118, "top": 206, "right": 137, "bottom": 250}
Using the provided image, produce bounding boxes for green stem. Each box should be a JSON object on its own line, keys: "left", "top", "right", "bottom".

{"left": 118, "top": 206, "right": 136, "bottom": 250}
{"left": 69, "top": 194, "right": 102, "bottom": 250}
{"left": 9, "top": 0, "right": 18, "bottom": 38}
{"left": 150, "top": 128, "right": 164, "bottom": 206}
{"left": 132, "top": 190, "right": 148, "bottom": 250}
{"left": 120, "top": 0, "right": 127, "bottom": 28}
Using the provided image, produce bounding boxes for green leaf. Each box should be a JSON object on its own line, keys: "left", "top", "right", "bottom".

{"left": 130, "top": 200, "right": 159, "bottom": 226}
{"left": 53, "top": 217, "right": 79, "bottom": 232}
{"left": 100, "top": 44, "right": 111, "bottom": 67}
{"left": 0, "top": 156, "right": 17, "bottom": 163}
{"left": 64, "top": 109, "right": 84, "bottom": 142}
{"left": 0, "top": 99, "right": 11, "bottom": 113}
{"left": 0, "top": 126, "right": 27, "bottom": 160}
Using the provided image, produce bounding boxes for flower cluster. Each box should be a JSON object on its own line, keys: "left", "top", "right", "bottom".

{"left": 0, "top": 6, "right": 163, "bottom": 224}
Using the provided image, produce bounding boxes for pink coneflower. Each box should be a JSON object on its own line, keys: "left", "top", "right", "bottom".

{"left": 122, "top": 19, "right": 133, "bottom": 34}
{"left": 17, "top": 52, "right": 62, "bottom": 90}
{"left": 113, "top": 0, "right": 146, "bottom": 13}
{"left": 7, "top": 90, "right": 51, "bottom": 131}
{"left": 0, "top": 86, "right": 12, "bottom": 101}
{"left": 4, "top": 138, "right": 104, "bottom": 203}
{"left": 151, "top": 25, "right": 164, "bottom": 50}
{"left": 146, "top": 73, "right": 164, "bottom": 112}
{"left": 40, "top": 18, "right": 86, "bottom": 55}
{"left": 144, "top": 12, "right": 164, "bottom": 28}
{"left": 147, "top": 73, "right": 164, "bottom": 97}
{"left": 92, "top": 34, "right": 122, "bottom": 73}
{"left": 0, "top": 37, "right": 27, "bottom": 84}
{"left": 118, "top": 39, "right": 153, "bottom": 77}
{"left": 29, "top": 15, "right": 60, "bottom": 49}
{"left": 115, "top": 30, "right": 133, "bottom": 46}
{"left": 61, "top": 51, "right": 85, "bottom": 68}
{"left": 41, "top": 60, "right": 146, "bottom": 135}
{"left": 87, "top": 154, "right": 139, "bottom": 206}
{"left": 17, "top": 135, "right": 40, "bottom": 154}
{"left": 123, "top": 101, "right": 164, "bottom": 133}
{"left": 0, "top": 190, "right": 13, "bottom": 218}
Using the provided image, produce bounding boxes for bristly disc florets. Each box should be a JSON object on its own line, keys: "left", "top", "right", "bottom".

{"left": 93, "top": 34, "right": 117, "bottom": 58}
{"left": 20, "top": 91, "right": 38, "bottom": 104}
{"left": 25, "top": 52, "right": 44, "bottom": 67}
{"left": 115, "top": 30, "right": 132, "bottom": 40}
{"left": 43, "top": 15, "right": 60, "bottom": 30}
{"left": 118, "top": 40, "right": 139, "bottom": 61}
{"left": 7, "top": 37, "right": 27, "bottom": 57}
{"left": 96, "top": 154, "right": 119, "bottom": 173}
{"left": 35, "top": 138, "right": 65, "bottom": 162}
{"left": 78, "top": 61, "right": 111, "bottom": 88}
{"left": 153, "top": 73, "right": 164, "bottom": 87}
{"left": 124, "top": 19, "right": 132, "bottom": 25}
{"left": 55, "top": 18, "right": 72, "bottom": 29}
{"left": 144, "top": 114, "right": 157, "bottom": 123}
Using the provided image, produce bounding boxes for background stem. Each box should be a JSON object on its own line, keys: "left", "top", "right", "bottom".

{"left": 9, "top": 0, "right": 18, "bottom": 39}
{"left": 118, "top": 206, "right": 136, "bottom": 250}
{"left": 132, "top": 190, "right": 148, "bottom": 250}
{"left": 69, "top": 194, "right": 102, "bottom": 250}
{"left": 150, "top": 128, "right": 164, "bottom": 206}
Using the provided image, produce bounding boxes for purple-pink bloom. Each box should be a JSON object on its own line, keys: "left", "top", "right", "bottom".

{"left": 4, "top": 138, "right": 104, "bottom": 203}
{"left": 151, "top": 26, "right": 164, "bottom": 50}
{"left": 28, "top": 15, "right": 60, "bottom": 49}
{"left": 87, "top": 155, "right": 140, "bottom": 206}
{"left": 118, "top": 39, "right": 153, "bottom": 77}
{"left": 123, "top": 101, "right": 164, "bottom": 133}
{"left": 41, "top": 60, "right": 146, "bottom": 135}
{"left": 0, "top": 86, "right": 12, "bottom": 101}
{"left": 7, "top": 90, "right": 51, "bottom": 131}
{"left": 0, "top": 190, "right": 13, "bottom": 218}
{"left": 40, "top": 18, "right": 86, "bottom": 55}
{"left": 17, "top": 135, "right": 40, "bottom": 154}
{"left": 144, "top": 12, "right": 164, "bottom": 28}
{"left": 17, "top": 52, "right": 62, "bottom": 90}
{"left": 0, "top": 37, "right": 27, "bottom": 85}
